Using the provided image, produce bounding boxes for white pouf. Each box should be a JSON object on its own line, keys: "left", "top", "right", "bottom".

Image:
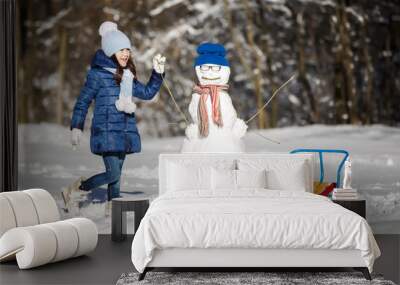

{"left": 0, "top": 189, "right": 98, "bottom": 269}
{"left": 24, "top": 189, "right": 60, "bottom": 223}
{"left": 1, "top": 191, "right": 39, "bottom": 227}
{"left": 0, "top": 196, "right": 16, "bottom": 237}
{"left": 42, "top": 221, "right": 79, "bottom": 262}
{"left": 65, "top": 218, "right": 98, "bottom": 257}
{"left": 0, "top": 226, "right": 57, "bottom": 269}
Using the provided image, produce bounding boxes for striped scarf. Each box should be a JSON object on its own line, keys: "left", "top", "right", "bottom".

{"left": 193, "top": 84, "right": 228, "bottom": 137}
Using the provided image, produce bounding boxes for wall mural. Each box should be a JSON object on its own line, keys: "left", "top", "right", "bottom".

{"left": 17, "top": 0, "right": 400, "bottom": 234}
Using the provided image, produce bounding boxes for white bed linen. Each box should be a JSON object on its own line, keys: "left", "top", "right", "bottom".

{"left": 131, "top": 190, "right": 380, "bottom": 273}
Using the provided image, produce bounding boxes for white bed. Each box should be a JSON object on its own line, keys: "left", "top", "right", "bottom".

{"left": 131, "top": 153, "right": 380, "bottom": 280}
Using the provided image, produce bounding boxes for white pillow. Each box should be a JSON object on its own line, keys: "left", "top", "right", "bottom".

{"left": 167, "top": 162, "right": 211, "bottom": 191}
{"left": 237, "top": 158, "right": 309, "bottom": 192}
{"left": 236, "top": 169, "right": 268, "bottom": 189}
{"left": 211, "top": 168, "right": 268, "bottom": 191}
{"left": 211, "top": 168, "right": 236, "bottom": 190}
{"left": 266, "top": 166, "right": 307, "bottom": 191}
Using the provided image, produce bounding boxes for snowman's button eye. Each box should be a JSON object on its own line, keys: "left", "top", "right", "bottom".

{"left": 210, "top": 66, "right": 221, "bottom": 71}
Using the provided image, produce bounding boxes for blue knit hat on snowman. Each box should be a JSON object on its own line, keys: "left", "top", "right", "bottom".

{"left": 194, "top": 43, "right": 229, "bottom": 67}
{"left": 99, "top": 21, "right": 131, "bottom": 57}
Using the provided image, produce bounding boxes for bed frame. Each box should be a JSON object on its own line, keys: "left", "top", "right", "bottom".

{"left": 138, "top": 153, "right": 371, "bottom": 281}
{"left": 140, "top": 248, "right": 370, "bottom": 280}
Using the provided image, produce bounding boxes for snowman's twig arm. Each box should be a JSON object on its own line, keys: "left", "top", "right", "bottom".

{"left": 246, "top": 74, "right": 296, "bottom": 124}
{"left": 253, "top": 132, "right": 281, "bottom": 144}
{"left": 160, "top": 73, "right": 189, "bottom": 125}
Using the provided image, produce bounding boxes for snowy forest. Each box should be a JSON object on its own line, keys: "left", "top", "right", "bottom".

{"left": 17, "top": 0, "right": 400, "bottom": 234}
{"left": 17, "top": 0, "right": 400, "bottom": 136}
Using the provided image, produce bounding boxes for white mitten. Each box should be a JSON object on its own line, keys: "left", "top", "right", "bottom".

{"left": 232, "top": 119, "right": 248, "bottom": 139}
{"left": 185, "top": 124, "right": 199, "bottom": 140}
{"left": 71, "top": 128, "right": 82, "bottom": 146}
{"left": 152, "top": 54, "right": 166, "bottom": 74}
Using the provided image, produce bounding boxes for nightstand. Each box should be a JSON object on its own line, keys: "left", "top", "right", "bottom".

{"left": 111, "top": 195, "right": 150, "bottom": 242}
{"left": 332, "top": 199, "right": 366, "bottom": 218}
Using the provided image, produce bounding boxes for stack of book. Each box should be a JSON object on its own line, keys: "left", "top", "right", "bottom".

{"left": 332, "top": 188, "right": 359, "bottom": 200}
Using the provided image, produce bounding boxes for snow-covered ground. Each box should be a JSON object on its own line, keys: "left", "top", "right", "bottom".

{"left": 18, "top": 123, "right": 400, "bottom": 234}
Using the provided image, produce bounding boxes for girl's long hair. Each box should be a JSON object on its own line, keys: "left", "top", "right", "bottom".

{"left": 111, "top": 54, "right": 137, "bottom": 85}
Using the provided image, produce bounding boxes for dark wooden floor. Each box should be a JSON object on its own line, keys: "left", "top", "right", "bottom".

{"left": 0, "top": 235, "right": 134, "bottom": 285}
{"left": 0, "top": 235, "right": 398, "bottom": 285}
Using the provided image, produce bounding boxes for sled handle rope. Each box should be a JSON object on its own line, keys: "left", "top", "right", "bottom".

{"left": 160, "top": 73, "right": 189, "bottom": 125}
{"left": 245, "top": 74, "right": 296, "bottom": 124}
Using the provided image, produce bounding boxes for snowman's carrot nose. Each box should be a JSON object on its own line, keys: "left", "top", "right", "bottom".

{"left": 245, "top": 74, "right": 296, "bottom": 124}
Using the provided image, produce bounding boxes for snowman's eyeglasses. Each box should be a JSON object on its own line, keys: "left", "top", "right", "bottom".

{"left": 200, "top": 65, "right": 221, "bottom": 71}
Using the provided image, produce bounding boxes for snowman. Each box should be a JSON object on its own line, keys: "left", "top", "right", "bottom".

{"left": 181, "top": 43, "right": 248, "bottom": 152}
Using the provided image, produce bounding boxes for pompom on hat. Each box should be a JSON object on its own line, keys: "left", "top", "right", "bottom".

{"left": 194, "top": 42, "right": 229, "bottom": 67}
{"left": 98, "top": 21, "right": 131, "bottom": 57}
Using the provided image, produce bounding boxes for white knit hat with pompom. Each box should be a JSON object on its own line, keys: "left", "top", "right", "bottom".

{"left": 98, "top": 21, "right": 131, "bottom": 57}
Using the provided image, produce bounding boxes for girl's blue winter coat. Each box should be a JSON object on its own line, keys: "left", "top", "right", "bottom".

{"left": 70, "top": 49, "right": 163, "bottom": 155}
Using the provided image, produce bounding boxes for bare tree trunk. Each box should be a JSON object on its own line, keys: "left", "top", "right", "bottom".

{"left": 263, "top": 40, "right": 278, "bottom": 128}
{"left": 333, "top": 4, "right": 343, "bottom": 123}
{"left": 336, "top": 0, "right": 359, "bottom": 124}
{"left": 56, "top": 26, "right": 68, "bottom": 125}
{"left": 241, "top": 0, "right": 265, "bottom": 129}
{"left": 389, "top": 16, "right": 400, "bottom": 125}
{"left": 334, "top": 1, "right": 348, "bottom": 123}
{"left": 360, "top": 15, "right": 374, "bottom": 124}
{"left": 382, "top": 17, "right": 396, "bottom": 125}
{"left": 308, "top": 12, "right": 323, "bottom": 123}
{"left": 223, "top": 0, "right": 266, "bottom": 129}
{"left": 255, "top": 0, "right": 278, "bottom": 128}
{"left": 104, "top": 0, "right": 114, "bottom": 21}
{"left": 295, "top": 10, "right": 318, "bottom": 124}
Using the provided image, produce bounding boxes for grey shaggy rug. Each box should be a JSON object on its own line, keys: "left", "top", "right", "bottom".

{"left": 116, "top": 271, "right": 396, "bottom": 285}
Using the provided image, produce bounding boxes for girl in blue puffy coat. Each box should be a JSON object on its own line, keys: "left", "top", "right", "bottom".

{"left": 63, "top": 21, "right": 166, "bottom": 212}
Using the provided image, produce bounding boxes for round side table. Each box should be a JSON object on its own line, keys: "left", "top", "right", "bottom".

{"left": 111, "top": 195, "right": 150, "bottom": 242}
